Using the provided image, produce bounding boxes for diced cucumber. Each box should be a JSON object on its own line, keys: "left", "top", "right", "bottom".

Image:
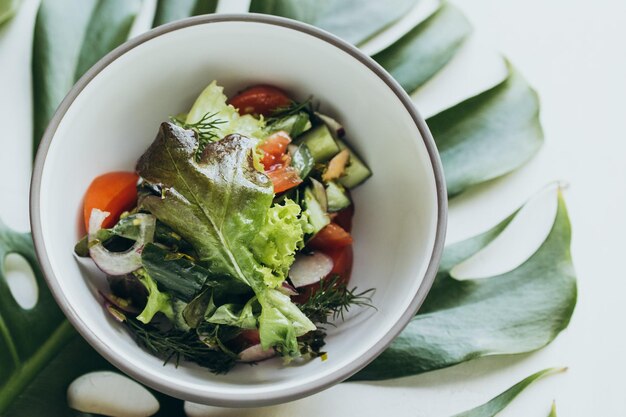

{"left": 304, "top": 187, "right": 330, "bottom": 234}
{"left": 295, "top": 124, "right": 340, "bottom": 163}
{"left": 336, "top": 140, "right": 372, "bottom": 189}
{"left": 288, "top": 144, "right": 314, "bottom": 180}
{"left": 267, "top": 112, "right": 312, "bottom": 137}
{"left": 326, "top": 181, "right": 351, "bottom": 212}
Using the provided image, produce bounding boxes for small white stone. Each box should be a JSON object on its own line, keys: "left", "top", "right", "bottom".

{"left": 67, "top": 371, "right": 159, "bottom": 417}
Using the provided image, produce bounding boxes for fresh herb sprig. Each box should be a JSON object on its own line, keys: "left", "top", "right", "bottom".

{"left": 264, "top": 97, "right": 313, "bottom": 125}
{"left": 124, "top": 317, "right": 236, "bottom": 374}
{"left": 298, "top": 275, "right": 375, "bottom": 326}
{"left": 171, "top": 112, "right": 227, "bottom": 161}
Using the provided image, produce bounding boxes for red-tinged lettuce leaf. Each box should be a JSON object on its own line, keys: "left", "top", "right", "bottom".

{"left": 152, "top": 0, "right": 218, "bottom": 27}
{"left": 352, "top": 191, "right": 576, "bottom": 380}
{"left": 249, "top": 0, "right": 418, "bottom": 46}
{"left": 0, "top": 219, "right": 183, "bottom": 416}
{"left": 32, "top": 0, "right": 141, "bottom": 154}
{"left": 451, "top": 368, "right": 566, "bottom": 417}
{"left": 428, "top": 64, "right": 544, "bottom": 197}
{"left": 373, "top": 3, "right": 472, "bottom": 93}
{"left": 136, "top": 123, "right": 314, "bottom": 355}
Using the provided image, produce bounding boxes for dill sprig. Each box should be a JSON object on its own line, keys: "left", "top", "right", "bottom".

{"left": 170, "top": 112, "right": 227, "bottom": 161}
{"left": 264, "top": 97, "right": 313, "bottom": 125}
{"left": 124, "top": 317, "right": 236, "bottom": 374}
{"left": 298, "top": 275, "right": 376, "bottom": 326}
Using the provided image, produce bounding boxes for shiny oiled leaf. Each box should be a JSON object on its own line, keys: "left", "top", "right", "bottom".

{"left": 451, "top": 368, "right": 566, "bottom": 417}
{"left": 428, "top": 64, "right": 544, "bottom": 196}
{"left": 0, "top": 0, "right": 20, "bottom": 26}
{"left": 249, "top": 0, "right": 418, "bottom": 45}
{"left": 373, "top": 3, "right": 472, "bottom": 93}
{"left": 353, "top": 191, "right": 576, "bottom": 380}
{"left": 153, "top": 0, "right": 218, "bottom": 27}
{"left": 0, "top": 219, "right": 183, "bottom": 416}
{"left": 32, "top": 0, "right": 141, "bottom": 153}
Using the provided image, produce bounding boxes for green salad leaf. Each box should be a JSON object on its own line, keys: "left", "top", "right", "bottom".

{"left": 373, "top": 3, "right": 472, "bottom": 93}
{"left": 136, "top": 123, "right": 314, "bottom": 355}
{"left": 353, "top": 191, "right": 576, "bottom": 380}
{"left": 451, "top": 368, "right": 566, "bottom": 417}
{"left": 186, "top": 80, "right": 266, "bottom": 141}
{"left": 249, "top": 0, "right": 418, "bottom": 46}
{"left": 152, "top": 0, "right": 218, "bottom": 27}
{"left": 428, "top": 64, "right": 544, "bottom": 197}
{"left": 134, "top": 268, "right": 174, "bottom": 324}
{"left": 32, "top": 0, "right": 141, "bottom": 153}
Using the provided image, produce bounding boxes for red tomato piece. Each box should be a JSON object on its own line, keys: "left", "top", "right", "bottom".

{"left": 308, "top": 223, "right": 353, "bottom": 250}
{"left": 230, "top": 329, "right": 261, "bottom": 351}
{"left": 228, "top": 85, "right": 292, "bottom": 116}
{"left": 259, "top": 131, "right": 291, "bottom": 170}
{"left": 266, "top": 165, "right": 302, "bottom": 194}
{"left": 83, "top": 172, "right": 139, "bottom": 231}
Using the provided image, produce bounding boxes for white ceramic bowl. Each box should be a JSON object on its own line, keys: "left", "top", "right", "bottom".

{"left": 30, "top": 14, "right": 446, "bottom": 407}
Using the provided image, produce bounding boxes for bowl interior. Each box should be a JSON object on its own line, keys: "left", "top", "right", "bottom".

{"left": 33, "top": 17, "right": 441, "bottom": 406}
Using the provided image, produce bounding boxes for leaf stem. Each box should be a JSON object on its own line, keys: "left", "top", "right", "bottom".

{"left": 0, "top": 320, "right": 76, "bottom": 413}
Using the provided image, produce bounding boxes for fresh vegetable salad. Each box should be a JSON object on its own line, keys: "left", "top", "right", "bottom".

{"left": 75, "top": 82, "right": 373, "bottom": 373}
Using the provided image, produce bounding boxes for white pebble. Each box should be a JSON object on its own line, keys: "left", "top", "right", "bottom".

{"left": 67, "top": 371, "right": 159, "bottom": 417}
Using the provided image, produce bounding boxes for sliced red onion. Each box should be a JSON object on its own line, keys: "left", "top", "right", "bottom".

{"left": 279, "top": 281, "right": 298, "bottom": 296}
{"left": 315, "top": 112, "right": 345, "bottom": 138}
{"left": 238, "top": 344, "right": 276, "bottom": 363}
{"left": 289, "top": 251, "right": 334, "bottom": 288}
{"left": 88, "top": 209, "right": 155, "bottom": 276}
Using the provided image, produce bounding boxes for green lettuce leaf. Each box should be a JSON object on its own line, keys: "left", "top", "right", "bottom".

{"left": 186, "top": 80, "right": 266, "bottom": 141}
{"left": 452, "top": 367, "right": 566, "bottom": 417}
{"left": 251, "top": 199, "right": 308, "bottom": 287}
{"left": 134, "top": 268, "right": 174, "bottom": 324}
{"left": 136, "top": 123, "right": 314, "bottom": 355}
{"left": 206, "top": 297, "right": 258, "bottom": 329}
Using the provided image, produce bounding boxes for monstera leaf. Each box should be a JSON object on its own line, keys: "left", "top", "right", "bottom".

{"left": 32, "top": 0, "right": 141, "bottom": 153}
{"left": 452, "top": 368, "right": 566, "bottom": 417}
{"left": 153, "top": 0, "right": 218, "bottom": 27}
{"left": 353, "top": 190, "right": 576, "bottom": 380}
{"left": 15, "top": 0, "right": 575, "bottom": 415}
{"left": 249, "top": 0, "right": 418, "bottom": 45}
{"left": 0, "top": 221, "right": 184, "bottom": 416}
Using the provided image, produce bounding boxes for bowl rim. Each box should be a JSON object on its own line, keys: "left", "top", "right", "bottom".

{"left": 30, "top": 13, "right": 448, "bottom": 407}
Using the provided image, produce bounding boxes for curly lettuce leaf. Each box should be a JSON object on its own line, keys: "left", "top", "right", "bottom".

{"left": 252, "top": 199, "right": 307, "bottom": 287}
{"left": 186, "top": 80, "right": 266, "bottom": 141}
{"left": 136, "top": 123, "right": 314, "bottom": 355}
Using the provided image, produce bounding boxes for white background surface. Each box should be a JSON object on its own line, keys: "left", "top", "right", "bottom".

{"left": 1, "top": 0, "right": 625, "bottom": 415}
